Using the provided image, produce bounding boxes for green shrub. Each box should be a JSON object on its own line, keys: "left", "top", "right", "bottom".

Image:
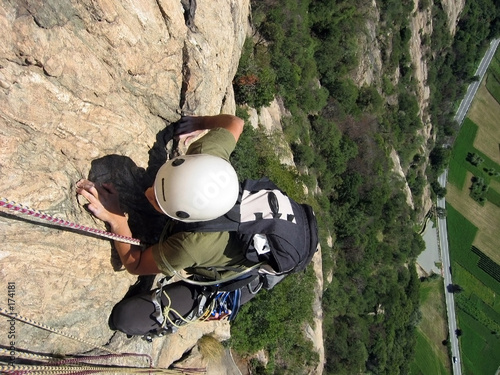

{"left": 469, "top": 176, "right": 488, "bottom": 204}
{"left": 234, "top": 38, "right": 277, "bottom": 109}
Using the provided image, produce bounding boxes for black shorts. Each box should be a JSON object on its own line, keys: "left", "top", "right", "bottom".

{"left": 109, "top": 279, "right": 259, "bottom": 336}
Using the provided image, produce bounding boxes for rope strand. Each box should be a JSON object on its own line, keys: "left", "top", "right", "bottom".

{"left": 0, "top": 308, "right": 120, "bottom": 355}
{"left": 0, "top": 201, "right": 208, "bottom": 374}
{"left": 0, "top": 198, "right": 141, "bottom": 246}
{"left": 0, "top": 363, "right": 205, "bottom": 374}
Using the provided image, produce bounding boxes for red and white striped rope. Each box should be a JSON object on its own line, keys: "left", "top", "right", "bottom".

{"left": 0, "top": 197, "right": 142, "bottom": 246}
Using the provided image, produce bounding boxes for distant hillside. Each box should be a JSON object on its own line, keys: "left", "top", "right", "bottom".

{"left": 230, "top": 0, "right": 500, "bottom": 373}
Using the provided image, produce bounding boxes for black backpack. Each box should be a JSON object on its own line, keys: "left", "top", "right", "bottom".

{"left": 142, "top": 179, "right": 319, "bottom": 340}
{"left": 171, "top": 178, "right": 319, "bottom": 277}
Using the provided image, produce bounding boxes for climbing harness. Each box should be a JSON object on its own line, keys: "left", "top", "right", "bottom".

{"left": 145, "top": 281, "right": 217, "bottom": 342}
{"left": 143, "top": 278, "right": 243, "bottom": 342}
{"left": 0, "top": 197, "right": 142, "bottom": 246}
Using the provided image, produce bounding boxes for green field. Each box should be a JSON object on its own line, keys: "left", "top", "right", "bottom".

{"left": 486, "top": 52, "right": 500, "bottom": 102}
{"left": 448, "top": 186, "right": 500, "bottom": 375}
{"left": 411, "top": 331, "right": 450, "bottom": 375}
{"left": 445, "top": 47, "right": 500, "bottom": 375}
{"left": 453, "top": 262, "right": 500, "bottom": 311}
{"left": 457, "top": 310, "right": 500, "bottom": 375}
{"left": 447, "top": 188, "right": 500, "bottom": 375}
{"left": 448, "top": 118, "right": 500, "bottom": 192}
{"left": 446, "top": 205, "right": 500, "bottom": 293}
{"left": 410, "top": 278, "right": 451, "bottom": 375}
{"left": 448, "top": 119, "right": 479, "bottom": 190}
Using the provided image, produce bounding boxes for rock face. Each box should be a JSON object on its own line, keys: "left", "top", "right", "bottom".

{"left": 355, "top": 0, "right": 465, "bottom": 223}
{"left": 353, "top": 3, "right": 382, "bottom": 87}
{"left": 246, "top": 98, "right": 295, "bottom": 167}
{"left": 407, "top": 0, "right": 435, "bottom": 221}
{"left": 0, "top": 0, "right": 249, "bottom": 370}
{"left": 441, "top": 0, "right": 466, "bottom": 35}
{"left": 406, "top": 0, "right": 465, "bottom": 221}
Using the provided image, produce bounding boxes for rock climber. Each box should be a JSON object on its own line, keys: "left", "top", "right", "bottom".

{"left": 76, "top": 113, "right": 318, "bottom": 338}
{"left": 76, "top": 114, "right": 259, "bottom": 336}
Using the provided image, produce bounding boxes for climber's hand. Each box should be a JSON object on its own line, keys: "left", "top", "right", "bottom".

{"left": 76, "top": 179, "right": 126, "bottom": 227}
{"left": 174, "top": 116, "right": 206, "bottom": 145}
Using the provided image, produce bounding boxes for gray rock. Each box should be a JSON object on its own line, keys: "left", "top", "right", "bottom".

{"left": 0, "top": 0, "right": 248, "bottom": 370}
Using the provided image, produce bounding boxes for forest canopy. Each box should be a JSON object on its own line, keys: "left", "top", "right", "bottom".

{"left": 230, "top": 0, "right": 500, "bottom": 373}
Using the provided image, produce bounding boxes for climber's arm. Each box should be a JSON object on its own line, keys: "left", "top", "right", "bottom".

{"left": 76, "top": 179, "right": 160, "bottom": 275}
{"left": 175, "top": 114, "right": 244, "bottom": 143}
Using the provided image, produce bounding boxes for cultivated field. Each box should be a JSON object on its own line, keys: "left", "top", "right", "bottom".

{"left": 445, "top": 51, "right": 500, "bottom": 375}
{"left": 446, "top": 171, "right": 500, "bottom": 264}
{"left": 458, "top": 310, "right": 500, "bottom": 374}
{"left": 468, "top": 79, "right": 500, "bottom": 165}
{"left": 411, "top": 278, "right": 451, "bottom": 375}
{"left": 412, "top": 332, "right": 450, "bottom": 375}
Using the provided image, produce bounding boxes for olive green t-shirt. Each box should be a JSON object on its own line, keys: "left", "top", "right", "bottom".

{"left": 151, "top": 128, "right": 252, "bottom": 277}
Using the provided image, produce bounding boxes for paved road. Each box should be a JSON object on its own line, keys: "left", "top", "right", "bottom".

{"left": 437, "top": 170, "right": 461, "bottom": 374}
{"left": 455, "top": 39, "right": 500, "bottom": 125}
{"left": 436, "top": 38, "right": 499, "bottom": 375}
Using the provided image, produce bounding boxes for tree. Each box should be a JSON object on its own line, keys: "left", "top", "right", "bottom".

{"left": 328, "top": 79, "right": 359, "bottom": 114}
{"left": 291, "top": 143, "right": 315, "bottom": 167}
{"left": 429, "top": 146, "right": 451, "bottom": 173}
{"left": 466, "top": 152, "right": 484, "bottom": 166}
{"left": 469, "top": 176, "right": 488, "bottom": 204}
{"left": 436, "top": 207, "right": 447, "bottom": 218}
{"left": 357, "top": 85, "right": 384, "bottom": 112}
{"left": 447, "top": 284, "right": 464, "bottom": 293}
{"left": 484, "top": 167, "right": 498, "bottom": 176}
{"left": 431, "top": 181, "right": 447, "bottom": 198}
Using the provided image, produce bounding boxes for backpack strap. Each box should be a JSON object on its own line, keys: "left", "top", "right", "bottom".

{"left": 241, "top": 177, "right": 281, "bottom": 193}
{"left": 293, "top": 203, "right": 319, "bottom": 273}
{"left": 168, "top": 177, "right": 286, "bottom": 235}
{"left": 169, "top": 204, "right": 240, "bottom": 234}
{"left": 216, "top": 272, "right": 260, "bottom": 292}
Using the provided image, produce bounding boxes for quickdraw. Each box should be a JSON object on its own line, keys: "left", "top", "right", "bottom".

{"left": 0, "top": 197, "right": 142, "bottom": 246}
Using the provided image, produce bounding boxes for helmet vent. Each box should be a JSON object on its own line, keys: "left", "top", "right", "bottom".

{"left": 172, "top": 158, "right": 185, "bottom": 167}
{"left": 176, "top": 211, "right": 190, "bottom": 219}
{"left": 161, "top": 178, "right": 166, "bottom": 201}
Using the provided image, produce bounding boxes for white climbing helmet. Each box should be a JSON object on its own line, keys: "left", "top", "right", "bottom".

{"left": 153, "top": 154, "right": 239, "bottom": 222}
